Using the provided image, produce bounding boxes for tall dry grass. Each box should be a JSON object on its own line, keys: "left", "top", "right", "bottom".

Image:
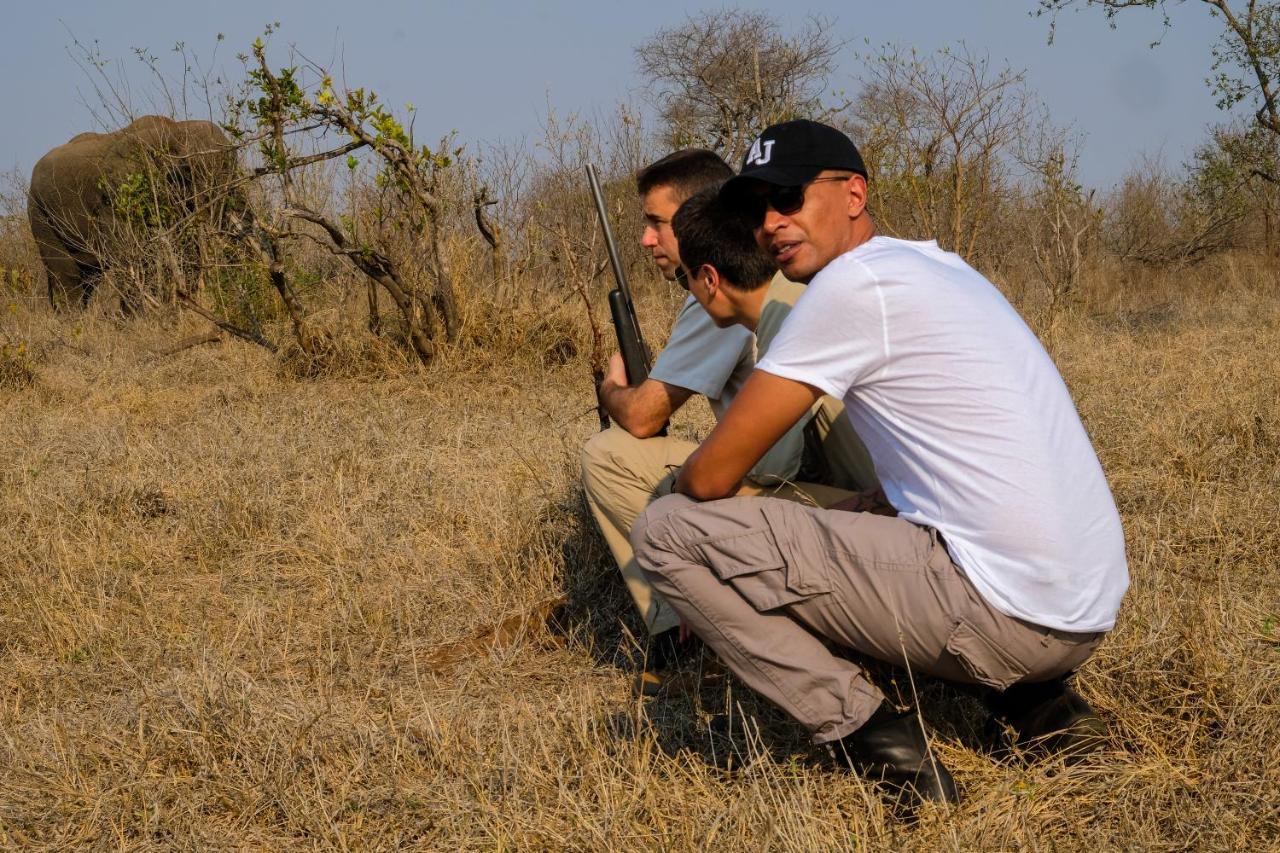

{"left": 0, "top": 240, "right": 1278, "bottom": 849}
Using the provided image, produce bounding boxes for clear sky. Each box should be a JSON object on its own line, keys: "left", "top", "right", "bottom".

{"left": 0, "top": 1, "right": 1233, "bottom": 190}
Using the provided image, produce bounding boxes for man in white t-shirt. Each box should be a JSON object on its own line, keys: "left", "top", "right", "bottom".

{"left": 630, "top": 121, "right": 1129, "bottom": 807}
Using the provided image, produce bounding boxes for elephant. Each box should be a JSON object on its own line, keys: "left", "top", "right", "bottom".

{"left": 28, "top": 115, "right": 238, "bottom": 309}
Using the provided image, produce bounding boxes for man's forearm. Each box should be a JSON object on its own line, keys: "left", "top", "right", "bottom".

{"left": 599, "top": 377, "right": 687, "bottom": 438}
{"left": 674, "top": 448, "right": 744, "bottom": 501}
{"left": 674, "top": 370, "right": 821, "bottom": 501}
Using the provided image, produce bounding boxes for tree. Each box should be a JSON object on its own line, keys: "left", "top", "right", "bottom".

{"left": 853, "top": 45, "right": 1036, "bottom": 264}
{"left": 1038, "top": 1, "right": 1280, "bottom": 179}
{"left": 1189, "top": 119, "right": 1280, "bottom": 251}
{"left": 635, "top": 11, "right": 846, "bottom": 164}
{"left": 222, "top": 31, "right": 468, "bottom": 363}
{"left": 1015, "top": 128, "right": 1100, "bottom": 331}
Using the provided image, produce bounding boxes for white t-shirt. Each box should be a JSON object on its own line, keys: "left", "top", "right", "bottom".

{"left": 756, "top": 237, "right": 1128, "bottom": 632}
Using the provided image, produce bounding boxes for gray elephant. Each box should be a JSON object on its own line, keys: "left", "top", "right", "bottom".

{"left": 28, "top": 115, "right": 237, "bottom": 309}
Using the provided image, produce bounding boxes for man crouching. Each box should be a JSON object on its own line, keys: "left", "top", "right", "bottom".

{"left": 631, "top": 120, "right": 1129, "bottom": 808}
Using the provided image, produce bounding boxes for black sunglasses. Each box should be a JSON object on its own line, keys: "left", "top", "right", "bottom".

{"left": 741, "top": 174, "right": 855, "bottom": 221}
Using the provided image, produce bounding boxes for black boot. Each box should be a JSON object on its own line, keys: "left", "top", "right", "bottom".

{"left": 833, "top": 702, "right": 959, "bottom": 807}
{"left": 988, "top": 678, "right": 1107, "bottom": 761}
{"left": 635, "top": 627, "right": 700, "bottom": 696}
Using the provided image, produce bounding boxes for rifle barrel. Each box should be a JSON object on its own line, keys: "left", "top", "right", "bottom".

{"left": 586, "top": 164, "right": 635, "bottom": 313}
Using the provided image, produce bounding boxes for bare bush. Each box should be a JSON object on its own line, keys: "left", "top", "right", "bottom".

{"left": 636, "top": 10, "right": 846, "bottom": 164}
{"left": 0, "top": 173, "right": 39, "bottom": 288}
{"left": 853, "top": 45, "right": 1035, "bottom": 265}
{"left": 1011, "top": 126, "right": 1102, "bottom": 331}
{"left": 1103, "top": 156, "right": 1242, "bottom": 266}
{"left": 212, "top": 32, "right": 478, "bottom": 362}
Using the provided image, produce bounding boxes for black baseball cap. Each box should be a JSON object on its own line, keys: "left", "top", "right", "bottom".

{"left": 722, "top": 120, "right": 867, "bottom": 198}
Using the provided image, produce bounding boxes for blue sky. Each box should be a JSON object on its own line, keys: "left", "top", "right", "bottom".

{"left": 0, "top": 1, "right": 1231, "bottom": 190}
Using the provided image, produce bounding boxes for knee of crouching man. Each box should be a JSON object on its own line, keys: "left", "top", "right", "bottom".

{"left": 580, "top": 427, "right": 636, "bottom": 492}
{"left": 630, "top": 493, "right": 696, "bottom": 572}
{"left": 580, "top": 428, "right": 616, "bottom": 478}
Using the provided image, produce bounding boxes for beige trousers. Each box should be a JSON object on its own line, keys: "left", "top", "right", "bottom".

{"left": 581, "top": 426, "right": 859, "bottom": 636}
{"left": 805, "top": 396, "right": 879, "bottom": 493}
{"left": 632, "top": 494, "right": 1105, "bottom": 743}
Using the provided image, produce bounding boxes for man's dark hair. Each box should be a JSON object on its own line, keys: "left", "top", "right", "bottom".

{"left": 672, "top": 186, "right": 778, "bottom": 291}
{"left": 636, "top": 149, "right": 733, "bottom": 201}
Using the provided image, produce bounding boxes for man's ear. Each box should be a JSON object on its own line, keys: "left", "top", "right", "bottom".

{"left": 699, "top": 264, "right": 721, "bottom": 297}
{"left": 846, "top": 174, "right": 869, "bottom": 219}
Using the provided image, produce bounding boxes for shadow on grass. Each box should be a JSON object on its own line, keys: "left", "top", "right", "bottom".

{"left": 544, "top": 486, "right": 651, "bottom": 672}
{"left": 540, "top": 482, "right": 999, "bottom": 771}
{"left": 600, "top": 658, "right": 818, "bottom": 773}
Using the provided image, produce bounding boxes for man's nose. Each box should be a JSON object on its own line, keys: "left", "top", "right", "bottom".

{"left": 640, "top": 225, "right": 658, "bottom": 247}
{"left": 761, "top": 207, "right": 788, "bottom": 233}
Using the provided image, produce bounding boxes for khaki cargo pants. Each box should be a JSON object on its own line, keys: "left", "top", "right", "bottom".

{"left": 581, "top": 410, "right": 873, "bottom": 636}
{"left": 631, "top": 494, "right": 1105, "bottom": 743}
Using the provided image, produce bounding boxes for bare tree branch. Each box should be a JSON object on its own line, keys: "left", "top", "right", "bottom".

{"left": 177, "top": 293, "right": 277, "bottom": 351}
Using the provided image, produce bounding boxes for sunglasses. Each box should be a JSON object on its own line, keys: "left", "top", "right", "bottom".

{"left": 741, "top": 174, "right": 855, "bottom": 221}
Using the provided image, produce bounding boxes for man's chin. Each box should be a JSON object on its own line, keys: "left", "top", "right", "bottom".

{"left": 780, "top": 258, "right": 818, "bottom": 284}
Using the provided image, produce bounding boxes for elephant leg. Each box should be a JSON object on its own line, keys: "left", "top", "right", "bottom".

{"left": 77, "top": 266, "right": 103, "bottom": 308}
{"left": 29, "top": 206, "right": 91, "bottom": 310}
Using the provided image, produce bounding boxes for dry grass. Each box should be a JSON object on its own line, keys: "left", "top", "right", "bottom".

{"left": 0, "top": 267, "right": 1278, "bottom": 850}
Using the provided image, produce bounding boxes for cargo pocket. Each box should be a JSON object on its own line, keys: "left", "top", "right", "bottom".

{"left": 695, "top": 506, "right": 830, "bottom": 611}
{"left": 762, "top": 501, "right": 835, "bottom": 597}
{"left": 945, "top": 619, "right": 1031, "bottom": 690}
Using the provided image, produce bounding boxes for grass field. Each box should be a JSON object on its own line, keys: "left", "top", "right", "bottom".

{"left": 1, "top": 268, "right": 1278, "bottom": 849}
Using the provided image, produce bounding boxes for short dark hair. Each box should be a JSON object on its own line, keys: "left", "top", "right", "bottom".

{"left": 636, "top": 149, "right": 733, "bottom": 201}
{"left": 672, "top": 186, "right": 778, "bottom": 291}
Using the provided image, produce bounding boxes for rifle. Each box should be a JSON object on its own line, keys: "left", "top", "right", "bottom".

{"left": 586, "top": 163, "right": 652, "bottom": 390}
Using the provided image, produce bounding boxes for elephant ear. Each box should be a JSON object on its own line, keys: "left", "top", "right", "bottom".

{"left": 29, "top": 131, "right": 115, "bottom": 307}
{"left": 30, "top": 135, "right": 112, "bottom": 246}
